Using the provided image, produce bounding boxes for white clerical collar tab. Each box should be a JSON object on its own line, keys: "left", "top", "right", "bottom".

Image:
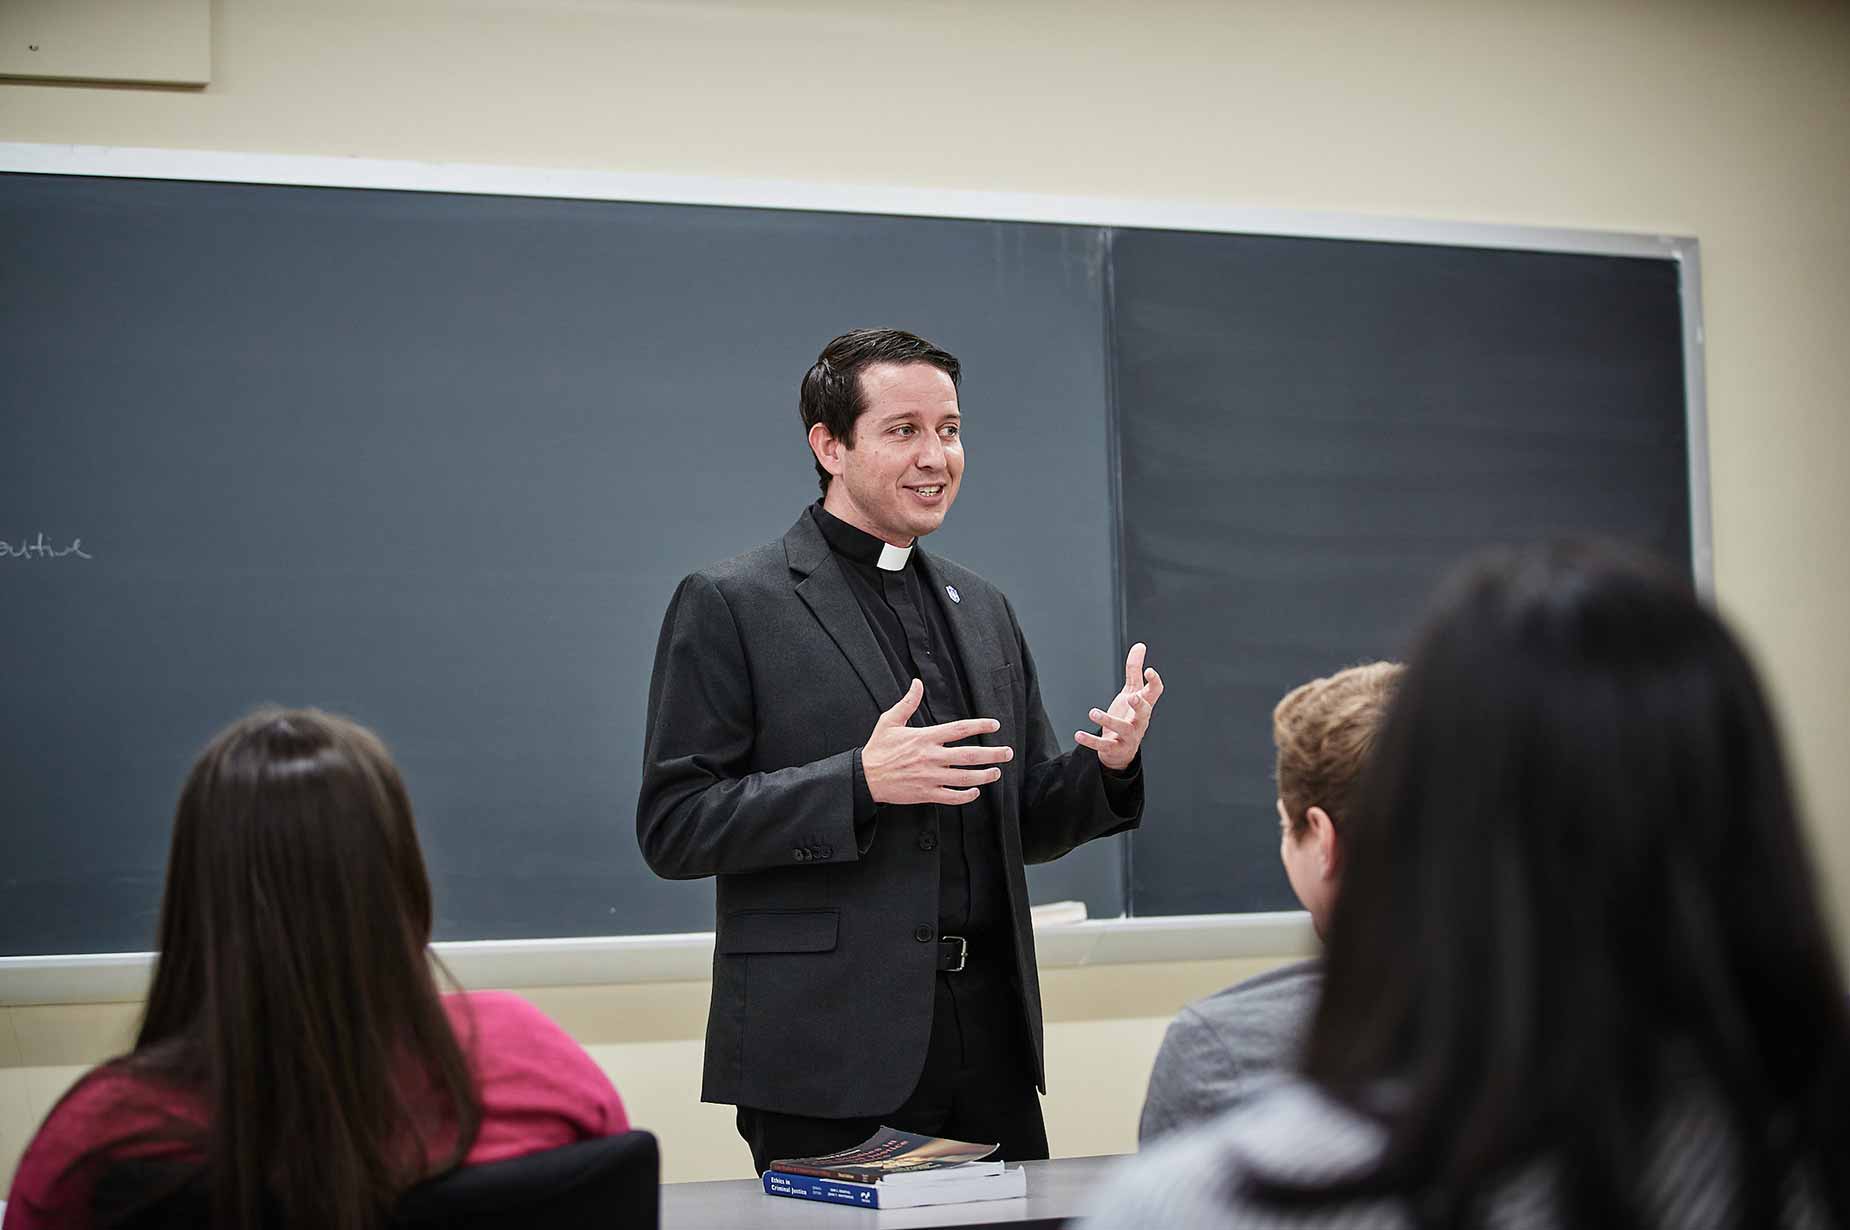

{"left": 877, "top": 542, "right": 913, "bottom": 571}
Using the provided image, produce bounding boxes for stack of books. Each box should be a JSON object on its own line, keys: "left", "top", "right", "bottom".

{"left": 761, "top": 1125, "right": 1029, "bottom": 1211}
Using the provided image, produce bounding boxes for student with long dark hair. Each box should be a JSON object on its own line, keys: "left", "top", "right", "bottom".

{"left": 1086, "top": 543, "right": 1850, "bottom": 1228}
{"left": 3, "top": 710, "right": 629, "bottom": 1230}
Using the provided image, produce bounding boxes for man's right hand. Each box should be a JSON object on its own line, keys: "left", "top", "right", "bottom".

{"left": 863, "top": 678, "right": 1013, "bottom": 806}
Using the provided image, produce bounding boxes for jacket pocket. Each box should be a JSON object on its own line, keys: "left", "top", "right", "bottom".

{"left": 990, "top": 661, "right": 1018, "bottom": 705}
{"left": 987, "top": 663, "right": 1021, "bottom": 777}
{"left": 717, "top": 908, "right": 840, "bottom": 955}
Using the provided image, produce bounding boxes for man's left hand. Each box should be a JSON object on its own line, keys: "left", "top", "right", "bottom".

{"left": 1076, "top": 642, "right": 1164, "bottom": 772}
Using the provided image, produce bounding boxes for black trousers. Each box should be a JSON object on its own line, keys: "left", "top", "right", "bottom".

{"left": 735, "top": 965, "right": 1049, "bottom": 1174}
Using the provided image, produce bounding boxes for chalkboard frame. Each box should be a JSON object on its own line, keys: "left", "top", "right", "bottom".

{"left": 0, "top": 143, "right": 1709, "bottom": 974}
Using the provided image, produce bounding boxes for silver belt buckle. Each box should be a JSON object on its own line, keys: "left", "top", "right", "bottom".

{"left": 942, "top": 934, "right": 968, "bottom": 973}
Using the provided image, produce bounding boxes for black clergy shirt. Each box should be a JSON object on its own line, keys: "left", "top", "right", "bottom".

{"left": 812, "top": 503, "right": 1006, "bottom": 943}
{"left": 811, "top": 503, "right": 1139, "bottom": 946}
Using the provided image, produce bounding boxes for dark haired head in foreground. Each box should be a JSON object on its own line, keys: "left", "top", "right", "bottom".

{"left": 7, "top": 710, "right": 628, "bottom": 1230}
{"left": 37, "top": 710, "right": 482, "bottom": 1230}
{"left": 1087, "top": 542, "right": 1850, "bottom": 1229}
{"left": 135, "top": 709, "right": 481, "bottom": 1228}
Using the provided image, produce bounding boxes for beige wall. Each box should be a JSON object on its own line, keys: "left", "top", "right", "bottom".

{"left": 4, "top": 0, "right": 1848, "bottom": 1198}
{"left": 0, "top": 958, "right": 1278, "bottom": 1188}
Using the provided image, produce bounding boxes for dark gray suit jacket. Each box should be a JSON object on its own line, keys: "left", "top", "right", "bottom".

{"left": 638, "top": 511, "right": 1141, "bottom": 1118}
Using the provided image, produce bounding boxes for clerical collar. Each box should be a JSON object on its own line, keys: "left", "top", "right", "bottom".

{"left": 811, "top": 503, "right": 914, "bottom": 571}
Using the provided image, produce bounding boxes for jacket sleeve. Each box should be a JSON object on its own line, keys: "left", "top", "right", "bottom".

{"left": 636, "top": 572, "right": 863, "bottom": 880}
{"left": 1010, "top": 597, "right": 1144, "bottom": 865}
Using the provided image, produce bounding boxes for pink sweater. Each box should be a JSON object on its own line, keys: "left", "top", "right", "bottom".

{"left": 2, "top": 991, "right": 628, "bottom": 1229}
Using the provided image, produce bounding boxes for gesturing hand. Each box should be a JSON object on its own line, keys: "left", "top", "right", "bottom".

{"left": 863, "top": 679, "right": 1014, "bottom": 806}
{"left": 1076, "top": 642, "right": 1164, "bottom": 772}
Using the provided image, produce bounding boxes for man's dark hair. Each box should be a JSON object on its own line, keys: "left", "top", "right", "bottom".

{"left": 799, "top": 328, "right": 961, "bottom": 494}
{"left": 1251, "top": 541, "right": 1850, "bottom": 1226}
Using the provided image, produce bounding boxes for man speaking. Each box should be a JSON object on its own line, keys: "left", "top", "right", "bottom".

{"left": 638, "top": 328, "right": 1163, "bottom": 1171}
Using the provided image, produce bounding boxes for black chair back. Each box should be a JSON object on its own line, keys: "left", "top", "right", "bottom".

{"left": 394, "top": 1131, "right": 659, "bottom": 1230}
{"left": 90, "top": 1161, "right": 213, "bottom": 1230}
{"left": 93, "top": 1131, "right": 659, "bottom": 1230}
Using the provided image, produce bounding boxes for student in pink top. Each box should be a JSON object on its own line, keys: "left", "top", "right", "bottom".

{"left": 3, "top": 709, "right": 629, "bottom": 1230}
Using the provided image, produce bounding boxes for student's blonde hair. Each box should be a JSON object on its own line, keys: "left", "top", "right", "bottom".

{"left": 1272, "top": 661, "right": 1402, "bottom": 836}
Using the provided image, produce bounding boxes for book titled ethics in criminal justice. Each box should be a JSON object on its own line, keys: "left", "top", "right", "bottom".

{"left": 761, "top": 1125, "right": 1028, "bottom": 1210}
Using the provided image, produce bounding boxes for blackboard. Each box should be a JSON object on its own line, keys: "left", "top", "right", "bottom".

{"left": 0, "top": 164, "right": 1701, "bottom": 954}
{"left": 0, "top": 173, "right": 1123, "bottom": 955}
{"left": 1110, "top": 230, "right": 1692, "bottom": 915}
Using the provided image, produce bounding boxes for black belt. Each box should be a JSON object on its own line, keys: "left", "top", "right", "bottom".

{"left": 936, "top": 935, "right": 968, "bottom": 973}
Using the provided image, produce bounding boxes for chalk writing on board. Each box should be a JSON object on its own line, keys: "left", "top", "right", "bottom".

{"left": 0, "top": 533, "right": 92, "bottom": 561}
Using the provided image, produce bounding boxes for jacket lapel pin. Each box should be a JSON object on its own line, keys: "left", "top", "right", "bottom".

{"left": 945, "top": 584, "right": 961, "bottom": 604}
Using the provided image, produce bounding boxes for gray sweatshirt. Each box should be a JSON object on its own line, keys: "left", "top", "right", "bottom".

{"left": 1139, "top": 958, "right": 1323, "bottom": 1146}
{"left": 1090, "top": 1077, "right": 1826, "bottom": 1230}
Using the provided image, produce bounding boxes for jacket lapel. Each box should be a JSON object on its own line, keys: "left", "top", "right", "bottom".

{"left": 785, "top": 512, "right": 905, "bottom": 709}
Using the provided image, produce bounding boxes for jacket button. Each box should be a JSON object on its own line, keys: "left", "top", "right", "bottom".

{"left": 819, "top": 844, "right": 834, "bottom": 858}
{"left": 793, "top": 848, "right": 809, "bottom": 862}
{"left": 917, "top": 832, "right": 937, "bottom": 851}
{"left": 914, "top": 925, "right": 934, "bottom": 943}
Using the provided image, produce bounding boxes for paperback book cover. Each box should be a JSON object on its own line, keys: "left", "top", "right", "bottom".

{"left": 770, "top": 1125, "right": 1001, "bottom": 1183}
{"left": 762, "top": 1126, "right": 1026, "bottom": 1210}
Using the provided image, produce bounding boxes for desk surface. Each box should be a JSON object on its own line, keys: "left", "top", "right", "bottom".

{"left": 661, "top": 1155, "right": 1125, "bottom": 1230}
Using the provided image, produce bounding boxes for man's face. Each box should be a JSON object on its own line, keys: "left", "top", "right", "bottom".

{"left": 815, "top": 362, "right": 963, "bottom": 545}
